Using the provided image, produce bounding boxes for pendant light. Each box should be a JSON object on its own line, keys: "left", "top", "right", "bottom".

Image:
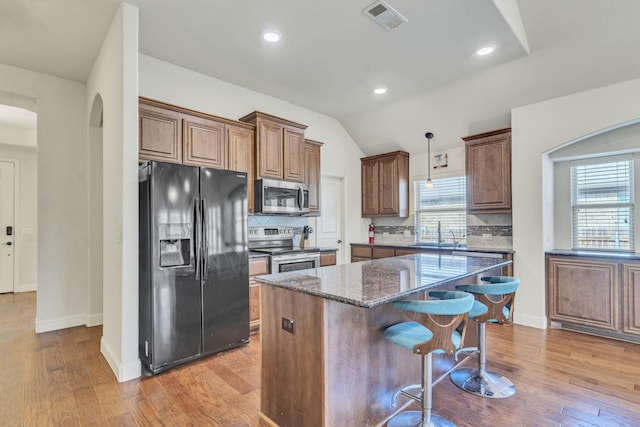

{"left": 425, "top": 132, "right": 434, "bottom": 188}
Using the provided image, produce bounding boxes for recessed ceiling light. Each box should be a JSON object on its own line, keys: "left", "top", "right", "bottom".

{"left": 374, "top": 87, "right": 387, "bottom": 95}
{"left": 476, "top": 46, "right": 495, "bottom": 56}
{"left": 262, "top": 30, "right": 281, "bottom": 43}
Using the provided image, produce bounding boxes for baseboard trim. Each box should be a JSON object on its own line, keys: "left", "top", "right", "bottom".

{"left": 86, "top": 312, "right": 103, "bottom": 327}
{"left": 17, "top": 283, "right": 37, "bottom": 292}
{"left": 100, "top": 336, "right": 141, "bottom": 382}
{"left": 514, "top": 313, "right": 547, "bottom": 329}
{"left": 35, "top": 313, "right": 85, "bottom": 333}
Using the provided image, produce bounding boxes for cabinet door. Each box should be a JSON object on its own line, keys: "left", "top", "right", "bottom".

{"left": 546, "top": 256, "right": 619, "bottom": 331}
{"left": 361, "top": 159, "right": 379, "bottom": 216}
{"left": 228, "top": 125, "right": 254, "bottom": 212}
{"left": 283, "top": 127, "right": 305, "bottom": 182}
{"left": 304, "top": 140, "right": 322, "bottom": 214}
{"left": 320, "top": 251, "right": 336, "bottom": 266}
{"left": 139, "top": 102, "right": 182, "bottom": 163}
{"left": 622, "top": 263, "right": 640, "bottom": 336}
{"left": 249, "top": 257, "right": 270, "bottom": 333}
{"left": 372, "top": 247, "right": 395, "bottom": 259}
{"left": 183, "top": 115, "right": 226, "bottom": 168}
{"left": 465, "top": 130, "right": 511, "bottom": 213}
{"left": 378, "top": 155, "right": 399, "bottom": 215}
{"left": 256, "top": 120, "right": 284, "bottom": 179}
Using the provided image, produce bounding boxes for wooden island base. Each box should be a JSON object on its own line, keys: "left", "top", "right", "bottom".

{"left": 259, "top": 285, "right": 476, "bottom": 427}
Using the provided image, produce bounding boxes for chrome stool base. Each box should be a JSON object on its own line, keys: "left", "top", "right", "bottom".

{"left": 387, "top": 410, "right": 457, "bottom": 427}
{"left": 450, "top": 367, "right": 515, "bottom": 399}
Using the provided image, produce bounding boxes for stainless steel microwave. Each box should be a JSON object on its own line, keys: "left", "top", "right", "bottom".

{"left": 254, "top": 179, "right": 310, "bottom": 215}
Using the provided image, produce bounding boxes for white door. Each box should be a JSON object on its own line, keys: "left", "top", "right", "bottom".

{"left": 318, "top": 175, "right": 344, "bottom": 263}
{"left": 0, "top": 161, "right": 15, "bottom": 293}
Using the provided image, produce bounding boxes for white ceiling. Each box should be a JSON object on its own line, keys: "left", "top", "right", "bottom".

{"left": 0, "top": 0, "right": 638, "bottom": 148}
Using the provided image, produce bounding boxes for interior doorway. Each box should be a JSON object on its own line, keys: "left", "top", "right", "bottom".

{"left": 317, "top": 175, "right": 345, "bottom": 263}
{"left": 0, "top": 160, "right": 15, "bottom": 292}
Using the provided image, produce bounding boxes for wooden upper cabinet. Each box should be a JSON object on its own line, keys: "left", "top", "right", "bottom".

{"left": 257, "top": 120, "right": 284, "bottom": 179}
{"left": 463, "top": 128, "right": 512, "bottom": 213}
{"left": 139, "top": 101, "right": 182, "bottom": 164}
{"left": 183, "top": 115, "right": 226, "bottom": 169}
{"left": 239, "top": 111, "right": 308, "bottom": 183}
{"left": 228, "top": 124, "right": 255, "bottom": 212}
{"left": 283, "top": 127, "right": 305, "bottom": 182}
{"left": 361, "top": 151, "right": 409, "bottom": 218}
{"left": 304, "top": 139, "right": 323, "bottom": 215}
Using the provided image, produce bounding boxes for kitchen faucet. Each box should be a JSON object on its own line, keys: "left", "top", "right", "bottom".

{"left": 450, "top": 230, "right": 458, "bottom": 247}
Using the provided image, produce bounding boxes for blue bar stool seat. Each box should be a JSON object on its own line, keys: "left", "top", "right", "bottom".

{"left": 450, "top": 276, "right": 519, "bottom": 399}
{"left": 383, "top": 290, "right": 474, "bottom": 427}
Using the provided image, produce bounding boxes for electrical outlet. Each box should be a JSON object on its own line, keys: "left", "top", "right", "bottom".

{"left": 281, "top": 317, "right": 295, "bottom": 334}
{"left": 482, "top": 233, "right": 493, "bottom": 241}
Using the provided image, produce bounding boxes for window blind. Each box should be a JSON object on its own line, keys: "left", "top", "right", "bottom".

{"left": 571, "top": 158, "right": 634, "bottom": 251}
{"left": 414, "top": 176, "right": 466, "bottom": 244}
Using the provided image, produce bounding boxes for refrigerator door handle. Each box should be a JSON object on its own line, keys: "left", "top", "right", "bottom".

{"left": 201, "top": 199, "right": 208, "bottom": 280}
{"left": 194, "top": 198, "right": 201, "bottom": 280}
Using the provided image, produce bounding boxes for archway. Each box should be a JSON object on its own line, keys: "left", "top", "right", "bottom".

{"left": 87, "top": 94, "right": 104, "bottom": 326}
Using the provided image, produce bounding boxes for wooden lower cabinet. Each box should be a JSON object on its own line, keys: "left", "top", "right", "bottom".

{"left": 546, "top": 254, "right": 640, "bottom": 342}
{"left": 249, "top": 257, "right": 269, "bottom": 333}
{"left": 320, "top": 251, "right": 337, "bottom": 267}
{"left": 622, "top": 262, "right": 640, "bottom": 336}
{"left": 546, "top": 256, "right": 619, "bottom": 331}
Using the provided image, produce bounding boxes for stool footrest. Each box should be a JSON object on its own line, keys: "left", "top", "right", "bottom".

{"left": 453, "top": 346, "right": 478, "bottom": 362}
{"left": 392, "top": 384, "right": 422, "bottom": 407}
{"left": 450, "top": 367, "right": 515, "bottom": 399}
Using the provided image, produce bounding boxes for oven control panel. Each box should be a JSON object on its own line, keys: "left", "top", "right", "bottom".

{"left": 249, "top": 227, "right": 294, "bottom": 241}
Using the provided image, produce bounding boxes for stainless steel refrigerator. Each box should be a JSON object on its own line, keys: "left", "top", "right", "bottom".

{"left": 139, "top": 161, "right": 249, "bottom": 374}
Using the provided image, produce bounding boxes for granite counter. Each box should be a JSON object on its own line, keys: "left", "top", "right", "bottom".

{"left": 256, "top": 254, "right": 512, "bottom": 427}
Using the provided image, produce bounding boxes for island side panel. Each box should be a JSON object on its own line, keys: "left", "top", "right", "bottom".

{"left": 261, "top": 285, "right": 325, "bottom": 427}
{"left": 324, "top": 297, "right": 421, "bottom": 426}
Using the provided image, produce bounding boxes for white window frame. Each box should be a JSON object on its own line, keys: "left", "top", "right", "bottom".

{"left": 570, "top": 155, "right": 634, "bottom": 252}
{"left": 414, "top": 176, "right": 466, "bottom": 246}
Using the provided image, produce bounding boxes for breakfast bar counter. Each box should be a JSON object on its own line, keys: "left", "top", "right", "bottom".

{"left": 255, "top": 253, "right": 512, "bottom": 427}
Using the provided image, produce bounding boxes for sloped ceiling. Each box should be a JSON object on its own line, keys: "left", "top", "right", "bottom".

{"left": 0, "top": 0, "right": 639, "bottom": 155}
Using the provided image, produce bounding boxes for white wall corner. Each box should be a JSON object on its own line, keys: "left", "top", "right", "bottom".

{"left": 17, "top": 283, "right": 37, "bottom": 293}
{"left": 86, "top": 312, "right": 103, "bottom": 327}
{"left": 513, "top": 313, "right": 547, "bottom": 329}
{"left": 101, "top": 335, "right": 141, "bottom": 382}
{"left": 35, "top": 313, "right": 86, "bottom": 333}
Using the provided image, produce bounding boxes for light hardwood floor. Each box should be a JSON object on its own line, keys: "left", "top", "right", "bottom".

{"left": 2, "top": 291, "right": 640, "bottom": 426}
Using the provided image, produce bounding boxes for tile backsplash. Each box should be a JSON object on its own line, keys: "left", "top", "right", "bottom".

{"left": 369, "top": 213, "right": 513, "bottom": 249}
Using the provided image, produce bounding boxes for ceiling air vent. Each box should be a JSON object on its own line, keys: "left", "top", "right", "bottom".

{"left": 363, "top": 1, "right": 408, "bottom": 31}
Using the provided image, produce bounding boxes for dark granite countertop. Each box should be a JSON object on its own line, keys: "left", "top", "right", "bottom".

{"left": 351, "top": 242, "right": 514, "bottom": 254}
{"left": 255, "top": 253, "right": 511, "bottom": 308}
{"left": 546, "top": 249, "right": 640, "bottom": 260}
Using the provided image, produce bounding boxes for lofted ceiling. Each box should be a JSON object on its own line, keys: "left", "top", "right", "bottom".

{"left": 0, "top": 0, "right": 638, "bottom": 152}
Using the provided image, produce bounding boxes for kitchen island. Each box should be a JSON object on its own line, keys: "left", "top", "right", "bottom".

{"left": 255, "top": 253, "right": 512, "bottom": 427}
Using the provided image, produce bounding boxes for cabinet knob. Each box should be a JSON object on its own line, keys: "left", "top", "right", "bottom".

{"left": 337, "top": 240, "right": 342, "bottom": 244}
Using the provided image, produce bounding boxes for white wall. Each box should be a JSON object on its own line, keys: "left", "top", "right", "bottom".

{"left": 511, "top": 77, "right": 640, "bottom": 329}
{"left": 0, "top": 141, "right": 37, "bottom": 291}
{"left": 139, "top": 54, "right": 368, "bottom": 254}
{"left": 0, "top": 63, "right": 89, "bottom": 332}
{"left": 86, "top": 2, "right": 140, "bottom": 382}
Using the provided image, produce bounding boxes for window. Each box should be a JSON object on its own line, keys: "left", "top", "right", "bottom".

{"left": 571, "top": 157, "right": 634, "bottom": 251}
{"left": 415, "top": 176, "right": 466, "bottom": 245}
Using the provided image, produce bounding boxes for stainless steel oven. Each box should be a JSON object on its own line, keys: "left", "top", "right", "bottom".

{"left": 270, "top": 251, "right": 320, "bottom": 273}
{"left": 249, "top": 226, "right": 320, "bottom": 273}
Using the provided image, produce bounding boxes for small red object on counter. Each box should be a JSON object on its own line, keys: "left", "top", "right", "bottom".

{"left": 368, "top": 223, "right": 375, "bottom": 244}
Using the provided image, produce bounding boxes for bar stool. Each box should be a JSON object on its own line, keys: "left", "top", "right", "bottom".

{"left": 450, "top": 276, "right": 519, "bottom": 399}
{"left": 383, "top": 290, "right": 474, "bottom": 427}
